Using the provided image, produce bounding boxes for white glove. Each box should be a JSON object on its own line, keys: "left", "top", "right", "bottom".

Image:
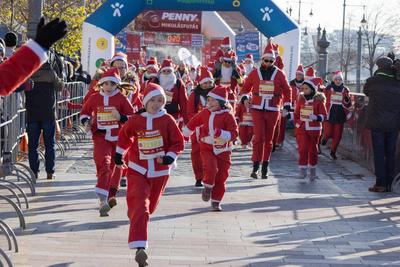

{"left": 309, "top": 114, "right": 318, "bottom": 121}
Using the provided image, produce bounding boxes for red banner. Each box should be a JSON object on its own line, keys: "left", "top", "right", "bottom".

{"left": 134, "top": 10, "right": 202, "bottom": 34}
{"left": 126, "top": 33, "right": 141, "bottom": 62}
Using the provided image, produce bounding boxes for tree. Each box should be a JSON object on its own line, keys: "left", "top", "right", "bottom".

{"left": 0, "top": 0, "right": 28, "bottom": 33}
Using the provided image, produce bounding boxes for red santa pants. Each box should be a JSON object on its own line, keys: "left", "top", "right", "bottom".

{"left": 296, "top": 130, "right": 321, "bottom": 168}
{"left": 277, "top": 116, "right": 287, "bottom": 145}
{"left": 190, "top": 134, "right": 203, "bottom": 181}
{"left": 92, "top": 133, "right": 119, "bottom": 196}
{"left": 323, "top": 122, "right": 344, "bottom": 153}
{"left": 200, "top": 149, "right": 231, "bottom": 202}
{"left": 126, "top": 170, "right": 169, "bottom": 249}
{"left": 239, "top": 125, "right": 253, "bottom": 145}
{"left": 251, "top": 109, "right": 280, "bottom": 162}
{"left": 109, "top": 152, "right": 130, "bottom": 193}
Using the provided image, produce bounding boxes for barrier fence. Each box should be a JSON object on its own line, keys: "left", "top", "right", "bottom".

{"left": 0, "top": 82, "right": 87, "bottom": 266}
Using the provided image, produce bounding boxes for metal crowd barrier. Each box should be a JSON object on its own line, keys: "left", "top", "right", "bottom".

{"left": 0, "top": 82, "right": 87, "bottom": 266}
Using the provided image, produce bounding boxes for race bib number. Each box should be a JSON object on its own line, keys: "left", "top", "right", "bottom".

{"left": 97, "top": 106, "right": 118, "bottom": 129}
{"left": 331, "top": 92, "right": 342, "bottom": 104}
{"left": 259, "top": 81, "right": 274, "bottom": 97}
{"left": 165, "top": 91, "right": 174, "bottom": 104}
{"left": 300, "top": 105, "right": 313, "bottom": 122}
{"left": 138, "top": 130, "right": 165, "bottom": 160}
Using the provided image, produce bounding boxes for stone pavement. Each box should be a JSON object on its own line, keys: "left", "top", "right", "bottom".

{"left": 2, "top": 133, "right": 400, "bottom": 267}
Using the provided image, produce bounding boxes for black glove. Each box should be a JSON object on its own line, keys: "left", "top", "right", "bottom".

{"left": 35, "top": 17, "right": 67, "bottom": 50}
{"left": 344, "top": 96, "right": 350, "bottom": 103}
{"left": 120, "top": 114, "right": 128, "bottom": 123}
{"left": 284, "top": 105, "right": 291, "bottom": 112}
{"left": 161, "top": 156, "right": 174, "bottom": 165}
{"left": 115, "top": 153, "right": 124, "bottom": 165}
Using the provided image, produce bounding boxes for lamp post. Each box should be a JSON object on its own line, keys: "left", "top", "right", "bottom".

{"left": 317, "top": 28, "right": 330, "bottom": 80}
{"left": 286, "top": 0, "right": 313, "bottom": 25}
{"left": 27, "top": 0, "right": 43, "bottom": 39}
{"left": 356, "top": 27, "right": 362, "bottom": 93}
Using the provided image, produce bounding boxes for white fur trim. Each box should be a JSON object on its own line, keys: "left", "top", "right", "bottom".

{"left": 161, "top": 66, "right": 174, "bottom": 72}
{"left": 182, "top": 126, "right": 194, "bottom": 137}
{"left": 79, "top": 114, "right": 90, "bottom": 121}
{"left": 166, "top": 152, "right": 178, "bottom": 161}
{"left": 25, "top": 39, "right": 48, "bottom": 64}
{"left": 98, "top": 76, "right": 120, "bottom": 85}
{"left": 128, "top": 241, "right": 148, "bottom": 249}
{"left": 143, "top": 89, "right": 166, "bottom": 106}
{"left": 110, "top": 56, "right": 127, "bottom": 66}
{"left": 207, "top": 92, "right": 226, "bottom": 102}
{"left": 128, "top": 161, "right": 147, "bottom": 175}
{"left": 220, "top": 44, "right": 231, "bottom": 48}
{"left": 262, "top": 53, "right": 275, "bottom": 59}
{"left": 203, "top": 183, "right": 214, "bottom": 188}
{"left": 199, "top": 77, "right": 213, "bottom": 84}
{"left": 146, "top": 64, "right": 158, "bottom": 70}
{"left": 223, "top": 57, "right": 234, "bottom": 62}
{"left": 94, "top": 187, "right": 108, "bottom": 197}
{"left": 116, "top": 146, "right": 126, "bottom": 155}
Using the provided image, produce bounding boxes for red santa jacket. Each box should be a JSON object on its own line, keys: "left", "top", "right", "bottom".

{"left": 80, "top": 89, "right": 134, "bottom": 141}
{"left": 235, "top": 104, "right": 253, "bottom": 126}
{"left": 294, "top": 93, "right": 327, "bottom": 133}
{"left": 127, "top": 90, "right": 143, "bottom": 113}
{"left": 183, "top": 108, "right": 238, "bottom": 155}
{"left": 241, "top": 66, "right": 292, "bottom": 112}
{"left": 0, "top": 40, "right": 48, "bottom": 96}
{"left": 324, "top": 83, "right": 352, "bottom": 121}
{"left": 116, "top": 109, "right": 184, "bottom": 178}
{"left": 290, "top": 79, "right": 304, "bottom": 108}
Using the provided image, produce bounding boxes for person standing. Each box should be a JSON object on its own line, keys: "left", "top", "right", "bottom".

{"left": 364, "top": 57, "right": 400, "bottom": 192}
{"left": 241, "top": 42, "right": 292, "bottom": 179}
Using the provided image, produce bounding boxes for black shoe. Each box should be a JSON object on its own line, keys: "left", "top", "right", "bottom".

{"left": 251, "top": 162, "right": 260, "bottom": 179}
{"left": 321, "top": 139, "right": 328, "bottom": 146}
{"left": 330, "top": 150, "right": 337, "bottom": 160}
{"left": 272, "top": 145, "right": 277, "bottom": 153}
{"left": 261, "top": 161, "right": 269, "bottom": 179}
{"left": 195, "top": 180, "right": 203, "bottom": 187}
{"left": 120, "top": 177, "right": 127, "bottom": 187}
{"left": 47, "top": 173, "right": 55, "bottom": 180}
{"left": 135, "top": 248, "right": 149, "bottom": 267}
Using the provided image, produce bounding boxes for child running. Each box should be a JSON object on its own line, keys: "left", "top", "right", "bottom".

{"left": 235, "top": 94, "right": 254, "bottom": 149}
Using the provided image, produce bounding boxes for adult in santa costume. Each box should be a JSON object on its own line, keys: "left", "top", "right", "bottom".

{"left": 290, "top": 64, "right": 306, "bottom": 107}
{"left": 110, "top": 52, "right": 141, "bottom": 91}
{"left": 80, "top": 68, "right": 134, "bottom": 216}
{"left": 235, "top": 95, "right": 254, "bottom": 149}
{"left": 114, "top": 83, "right": 184, "bottom": 266}
{"left": 140, "top": 57, "right": 159, "bottom": 91}
{"left": 155, "top": 59, "right": 189, "bottom": 123}
{"left": 241, "top": 42, "right": 292, "bottom": 179}
{"left": 187, "top": 66, "right": 215, "bottom": 187}
{"left": 0, "top": 17, "right": 67, "bottom": 96}
{"left": 294, "top": 78, "right": 327, "bottom": 181}
{"left": 183, "top": 86, "right": 238, "bottom": 211}
{"left": 243, "top": 54, "right": 255, "bottom": 77}
{"left": 214, "top": 51, "right": 242, "bottom": 111}
{"left": 214, "top": 36, "right": 237, "bottom": 66}
{"left": 305, "top": 67, "right": 316, "bottom": 80}
{"left": 321, "top": 70, "right": 352, "bottom": 160}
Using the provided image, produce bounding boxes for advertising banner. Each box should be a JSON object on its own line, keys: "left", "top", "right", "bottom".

{"left": 235, "top": 31, "right": 260, "bottom": 62}
{"left": 126, "top": 33, "right": 141, "bottom": 61}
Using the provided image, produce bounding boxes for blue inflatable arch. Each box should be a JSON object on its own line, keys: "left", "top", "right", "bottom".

{"left": 82, "top": 0, "right": 300, "bottom": 78}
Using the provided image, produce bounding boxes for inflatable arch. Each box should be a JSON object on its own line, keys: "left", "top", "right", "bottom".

{"left": 82, "top": 0, "right": 300, "bottom": 79}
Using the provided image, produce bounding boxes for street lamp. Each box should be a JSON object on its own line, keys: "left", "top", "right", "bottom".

{"left": 285, "top": 0, "right": 314, "bottom": 25}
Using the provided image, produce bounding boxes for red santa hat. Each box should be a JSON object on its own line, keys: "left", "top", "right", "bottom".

{"left": 332, "top": 70, "right": 343, "bottom": 80}
{"left": 220, "top": 36, "right": 231, "bottom": 49}
{"left": 142, "top": 83, "right": 166, "bottom": 107}
{"left": 245, "top": 54, "right": 254, "bottom": 63}
{"left": 207, "top": 85, "right": 228, "bottom": 103}
{"left": 207, "top": 61, "right": 215, "bottom": 72}
{"left": 296, "top": 64, "right": 305, "bottom": 75}
{"left": 98, "top": 67, "right": 121, "bottom": 85}
{"left": 110, "top": 52, "right": 128, "bottom": 67}
{"left": 146, "top": 58, "right": 158, "bottom": 70}
{"left": 262, "top": 42, "right": 276, "bottom": 59}
{"left": 160, "top": 59, "right": 175, "bottom": 72}
{"left": 273, "top": 44, "right": 280, "bottom": 55}
{"left": 305, "top": 67, "right": 316, "bottom": 79}
{"left": 303, "top": 77, "right": 323, "bottom": 92}
{"left": 223, "top": 50, "right": 235, "bottom": 62}
{"left": 198, "top": 66, "right": 214, "bottom": 84}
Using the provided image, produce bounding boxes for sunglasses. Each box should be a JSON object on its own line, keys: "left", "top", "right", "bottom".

{"left": 263, "top": 59, "right": 274, "bottom": 63}
{"left": 224, "top": 61, "right": 233, "bottom": 64}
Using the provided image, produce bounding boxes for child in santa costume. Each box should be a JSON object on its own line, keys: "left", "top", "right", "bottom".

{"left": 321, "top": 70, "right": 352, "bottom": 160}
{"left": 214, "top": 36, "right": 237, "bottom": 67}
{"left": 187, "top": 66, "right": 215, "bottom": 187}
{"left": 236, "top": 95, "right": 254, "bottom": 149}
{"left": 114, "top": 83, "right": 184, "bottom": 267}
{"left": 140, "top": 57, "right": 159, "bottom": 91}
{"left": 241, "top": 42, "right": 292, "bottom": 179}
{"left": 80, "top": 68, "right": 134, "bottom": 216}
{"left": 294, "top": 78, "right": 327, "bottom": 181}
{"left": 183, "top": 86, "right": 238, "bottom": 211}
{"left": 290, "top": 65, "right": 306, "bottom": 108}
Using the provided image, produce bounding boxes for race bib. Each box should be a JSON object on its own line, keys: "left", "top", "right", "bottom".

{"left": 259, "top": 81, "right": 274, "bottom": 97}
{"left": 165, "top": 91, "right": 174, "bottom": 104}
{"left": 97, "top": 106, "right": 119, "bottom": 129}
{"left": 331, "top": 92, "right": 342, "bottom": 104}
{"left": 214, "top": 137, "right": 227, "bottom": 146}
{"left": 300, "top": 105, "right": 313, "bottom": 122}
{"left": 243, "top": 112, "right": 252, "bottom": 123}
{"left": 137, "top": 130, "right": 165, "bottom": 160}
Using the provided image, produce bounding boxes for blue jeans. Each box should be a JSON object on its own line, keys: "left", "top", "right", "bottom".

{"left": 27, "top": 121, "right": 56, "bottom": 174}
{"left": 371, "top": 130, "right": 399, "bottom": 189}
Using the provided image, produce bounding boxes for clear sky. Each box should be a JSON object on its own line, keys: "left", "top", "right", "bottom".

{"left": 273, "top": 0, "right": 398, "bottom": 32}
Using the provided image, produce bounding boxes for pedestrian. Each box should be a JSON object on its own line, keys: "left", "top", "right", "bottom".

{"left": 321, "top": 70, "right": 352, "bottom": 160}
{"left": 80, "top": 68, "right": 134, "bottom": 216}
{"left": 235, "top": 94, "right": 254, "bottom": 149}
{"left": 183, "top": 85, "right": 238, "bottom": 211}
{"left": 294, "top": 78, "right": 327, "bottom": 181}
{"left": 114, "top": 83, "right": 184, "bottom": 267}
{"left": 241, "top": 42, "right": 292, "bottom": 179}
{"left": 187, "top": 66, "right": 215, "bottom": 187}
{"left": 364, "top": 56, "right": 400, "bottom": 192}
{"left": 4, "top": 32, "right": 17, "bottom": 57}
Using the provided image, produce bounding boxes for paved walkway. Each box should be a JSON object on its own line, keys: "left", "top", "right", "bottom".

{"left": 2, "top": 133, "right": 400, "bottom": 267}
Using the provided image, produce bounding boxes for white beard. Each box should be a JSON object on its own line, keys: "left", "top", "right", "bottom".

{"left": 221, "top": 66, "right": 233, "bottom": 83}
{"left": 244, "top": 64, "right": 253, "bottom": 75}
{"left": 159, "top": 73, "right": 176, "bottom": 91}
{"left": 144, "top": 72, "right": 157, "bottom": 79}
{"left": 189, "top": 72, "right": 197, "bottom": 81}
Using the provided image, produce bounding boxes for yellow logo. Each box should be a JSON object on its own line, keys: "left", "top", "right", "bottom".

{"left": 96, "top": 38, "right": 108, "bottom": 50}
{"left": 232, "top": 0, "right": 240, "bottom": 7}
